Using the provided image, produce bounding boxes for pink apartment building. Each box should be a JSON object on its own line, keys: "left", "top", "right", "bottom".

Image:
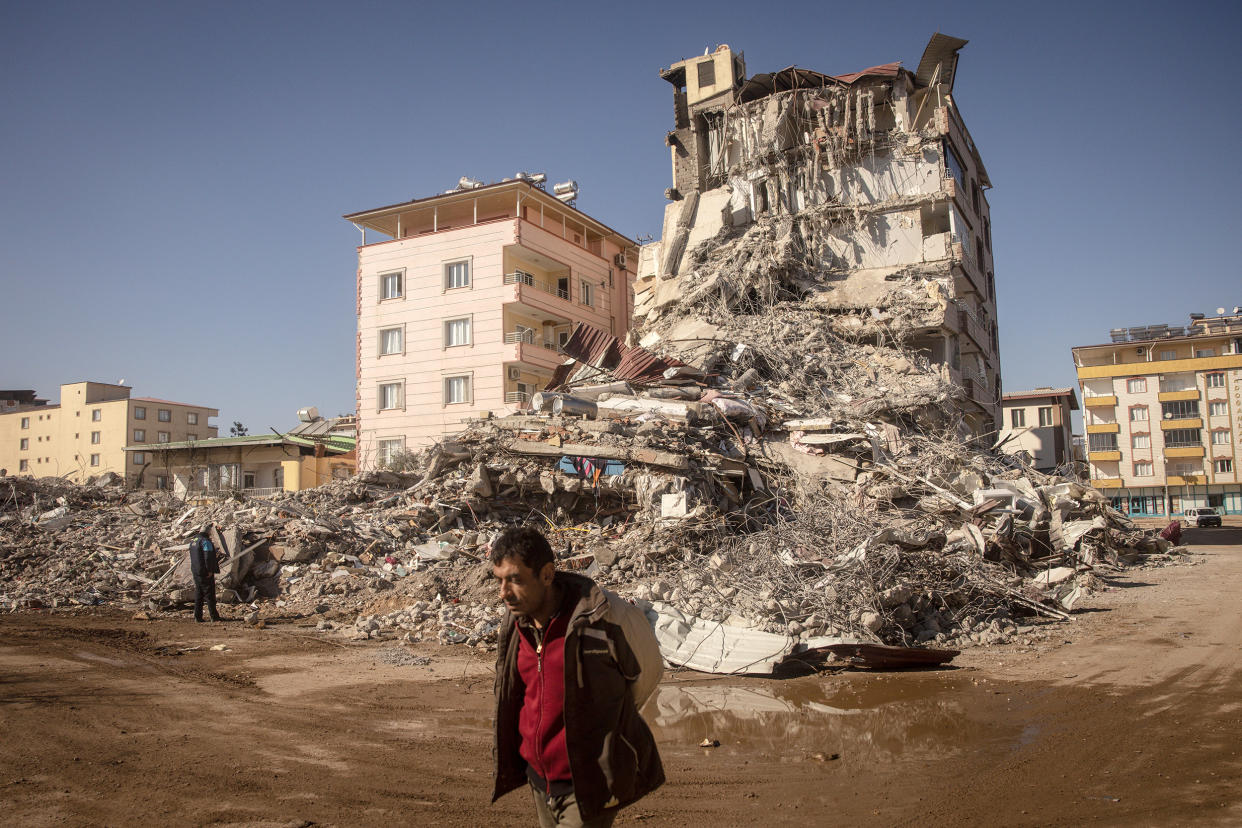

{"left": 344, "top": 179, "right": 639, "bottom": 468}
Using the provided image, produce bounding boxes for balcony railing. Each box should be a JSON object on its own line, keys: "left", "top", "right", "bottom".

{"left": 505, "top": 391, "right": 531, "bottom": 404}
{"left": 504, "top": 271, "right": 569, "bottom": 301}
{"left": 185, "top": 486, "right": 282, "bottom": 499}
{"left": 503, "top": 331, "right": 562, "bottom": 352}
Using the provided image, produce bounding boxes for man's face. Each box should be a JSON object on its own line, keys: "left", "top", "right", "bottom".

{"left": 493, "top": 556, "right": 552, "bottom": 617}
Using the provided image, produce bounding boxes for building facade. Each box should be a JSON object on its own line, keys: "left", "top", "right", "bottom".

{"left": 998, "top": 388, "right": 1079, "bottom": 472}
{"left": 639, "top": 34, "right": 1001, "bottom": 434}
{"left": 0, "top": 382, "right": 218, "bottom": 487}
{"left": 1073, "top": 312, "right": 1242, "bottom": 516}
{"left": 344, "top": 179, "right": 639, "bottom": 467}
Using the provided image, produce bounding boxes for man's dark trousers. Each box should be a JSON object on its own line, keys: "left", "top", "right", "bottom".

{"left": 194, "top": 574, "right": 220, "bottom": 622}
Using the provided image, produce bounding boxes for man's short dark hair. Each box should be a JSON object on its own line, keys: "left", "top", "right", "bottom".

{"left": 489, "top": 526, "right": 555, "bottom": 573}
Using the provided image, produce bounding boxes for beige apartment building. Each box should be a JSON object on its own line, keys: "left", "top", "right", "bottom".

{"left": 1074, "top": 311, "right": 1242, "bottom": 517}
{"left": 344, "top": 178, "right": 639, "bottom": 468}
{"left": 998, "top": 388, "right": 1079, "bottom": 472}
{"left": 0, "top": 382, "right": 218, "bottom": 488}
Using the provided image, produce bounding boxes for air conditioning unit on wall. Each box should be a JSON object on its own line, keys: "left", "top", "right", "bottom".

{"left": 507, "top": 367, "right": 521, "bottom": 380}
{"left": 614, "top": 252, "right": 627, "bottom": 269}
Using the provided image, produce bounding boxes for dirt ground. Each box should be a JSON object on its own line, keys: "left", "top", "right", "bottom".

{"left": 2, "top": 527, "right": 1241, "bottom": 827}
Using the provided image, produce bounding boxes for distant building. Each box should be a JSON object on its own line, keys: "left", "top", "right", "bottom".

{"left": 344, "top": 178, "right": 639, "bottom": 468}
{"left": 1073, "top": 311, "right": 1242, "bottom": 516}
{"left": 998, "top": 388, "right": 1079, "bottom": 472}
{"left": 129, "top": 411, "right": 355, "bottom": 497}
{"left": 0, "top": 382, "right": 217, "bottom": 487}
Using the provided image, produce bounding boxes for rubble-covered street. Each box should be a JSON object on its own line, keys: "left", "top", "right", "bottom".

{"left": 1, "top": 531, "right": 1238, "bottom": 826}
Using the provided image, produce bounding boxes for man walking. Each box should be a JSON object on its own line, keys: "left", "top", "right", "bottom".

{"left": 491, "top": 527, "right": 663, "bottom": 827}
{"left": 189, "top": 524, "right": 222, "bottom": 622}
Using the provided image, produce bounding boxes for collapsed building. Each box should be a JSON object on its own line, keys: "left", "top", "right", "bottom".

{"left": 638, "top": 35, "right": 1000, "bottom": 436}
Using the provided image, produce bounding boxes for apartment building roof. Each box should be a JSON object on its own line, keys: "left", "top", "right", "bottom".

{"left": 1003, "top": 388, "right": 1079, "bottom": 409}
{"left": 130, "top": 396, "right": 219, "bottom": 411}
{"left": 126, "top": 431, "right": 355, "bottom": 454}
{"left": 343, "top": 179, "right": 637, "bottom": 248}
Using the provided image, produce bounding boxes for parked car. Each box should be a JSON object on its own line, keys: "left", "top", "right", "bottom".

{"left": 1187, "top": 507, "right": 1222, "bottom": 528}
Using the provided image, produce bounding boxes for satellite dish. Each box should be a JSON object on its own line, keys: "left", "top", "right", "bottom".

{"left": 118, "top": 378, "right": 125, "bottom": 385}
{"left": 1217, "top": 308, "right": 1226, "bottom": 315}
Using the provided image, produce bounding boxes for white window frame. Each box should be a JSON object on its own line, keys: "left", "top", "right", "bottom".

{"left": 90, "top": 431, "right": 100, "bottom": 444}
{"left": 1010, "top": 408, "right": 1025, "bottom": 428}
{"left": 89, "top": 454, "right": 100, "bottom": 467}
{"left": 580, "top": 279, "right": 595, "bottom": 307}
{"left": 1210, "top": 401, "right": 1228, "bottom": 417}
{"left": 1215, "top": 458, "right": 1233, "bottom": 473}
{"left": 377, "top": 437, "right": 405, "bottom": 467}
{"left": 1211, "top": 431, "right": 1231, "bottom": 445}
{"left": 133, "top": 452, "right": 146, "bottom": 465}
{"left": 187, "top": 412, "right": 198, "bottom": 425}
{"left": 1133, "top": 461, "right": 1153, "bottom": 477}
{"left": 443, "top": 373, "right": 473, "bottom": 405}
{"left": 1130, "top": 406, "right": 1148, "bottom": 422}
{"left": 91, "top": 409, "right": 101, "bottom": 421}
{"left": 133, "top": 429, "right": 145, "bottom": 442}
{"left": 134, "top": 406, "right": 146, "bottom": 420}
{"left": 19, "top": 437, "right": 28, "bottom": 450}
{"left": 1132, "top": 433, "right": 1150, "bottom": 450}
{"left": 20, "top": 417, "right": 29, "bottom": 429}
{"left": 158, "top": 409, "right": 171, "bottom": 422}
{"left": 1206, "top": 372, "right": 1225, "bottom": 388}
{"left": 1037, "top": 406, "right": 1054, "bottom": 427}
{"left": 444, "top": 258, "right": 471, "bottom": 291}
{"left": 444, "top": 316, "right": 473, "bottom": 348}
{"left": 380, "top": 270, "right": 404, "bottom": 301}
{"left": 19, "top": 459, "right": 28, "bottom": 472}
{"left": 379, "top": 325, "right": 404, "bottom": 356}
{"left": 1126, "top": 378, "right": 1146, "bottom": 394}
{"left": 377, "top": 381, "right": 404, "bottom": 412}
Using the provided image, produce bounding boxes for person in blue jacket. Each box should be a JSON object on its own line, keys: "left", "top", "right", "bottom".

{"left": 189, "top": 524, "right": 222, "bottom": 622}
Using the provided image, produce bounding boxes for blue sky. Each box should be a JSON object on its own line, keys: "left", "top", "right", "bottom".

{"left": 3, "top": 0, "right": 1239, "bottom": 434}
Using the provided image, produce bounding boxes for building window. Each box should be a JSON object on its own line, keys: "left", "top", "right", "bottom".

{"left": 1211, "top": 430, "right": 1231, "bottom": 445}
{"left": 380, "top": 327, "right": 403, "bottom": 355}
{"left": 1210, "top": 401, "right": 1228, "bottom": 417}
{"left": 133, "top": 429, "right": 145, "bottom": 442}
{"left": 1132, "top": 434, "right": 1150, "bottom": 450}
{"left": 1158, "top": 350, "right": 1176, "bottom": 361}
{"left": 1195, "top": 348, "right": 1215, "bottom": 358}
{"left": 1126, "top": 378, "right": 1146, "bottom": 394}
{"left": 1087, "top": 433, "right": 1118, "bottom": 452}
{"left": 134, "top": 406, "right": 146, "bottom": 420}
{"left": 1038, "top": 406, "right": 1054, "bottom": 427}
{"left": 19, "top": 438, "right": 28, "bottom": 450}
{"left": 444, "top": 375, "right": 472, "bottom": 405}
{"left": 378, "top": 382, "right": 404, "bottom": 411}
{"left": 158, "top": 409, "right": 171, "bottom": 422}
{"left": 377, "top": 438, "right": 404, "bottom": 467}
{"left": 20, "top": 417, "right": 29, "bottom": 429}
{"left": 90, "top": 454, "right": 100, "bottom": 466}
{"left": 92, "top": 409, "right": 101, "bottom": 421}
{"left": 580, "top": 280, "right": 595, "bottom": 307}
{"left": 1206, "top": 372, "right": 1225, "bottom": 388}
{"left": 187, "top": 433, "right": 197, "bottom": 441}
{"left": 1161, "top": 400, "right": 1200, "bottom": 420}
{"left": 243, "top": 471, "right": 256, "bottom": 489}
{"left": 380, "top": 271, "right": 403, "bottom": 300}
{"left": 1130, "top": 406, "right": 1148, "bottom": 422}
{"left": 444, "top": 260, "right": 471, "bottom": 290}
{"left": 444, "top": 317, "right": 472, "bottom": 347}
{"left": 156, "top": 475, "right": 168, "bottom": 490}
{"left": 1164, "top": 428, "right": 1201, "bottom": 448}
{"left": 19, "top": 459, "right": 28, "bottom": 472}
{"left": 90, "top": 431, "right": 100, "bottom": 444}
{"left": 133, "top": 452, "right": 146, "bottom": 465}
{"left": 697, "top": 59, "right": 715, "bottom": 88}
{"left": 158, "top": 432, "right": 170, "bottom": 443}
{"left": 187, "top": 412, "right": 198, "bottom": 425}
{"left": 1010, "top": 408, "right": 1025, "bottom": 428}
{"left": 1216, "top": 458, "right": 1234, "bottom": 474}
{"left": 1133, "top": 462, "right": 1153, "bottom": 477}
{"left": 944, "top": 141, "right": 965, "bottom": 186}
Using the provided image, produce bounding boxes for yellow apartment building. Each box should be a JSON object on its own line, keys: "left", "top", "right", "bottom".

{"left": 1073, "top": 311, "right": 1242, "bottom": 516}
{"left": 344, "top": 177, "right": 639, "bottom": 468}
{"left": 0, "top": 382, "right": 218, "bottom": 488}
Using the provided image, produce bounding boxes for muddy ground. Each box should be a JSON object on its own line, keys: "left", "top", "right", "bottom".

{"left": 2, "top": 527, "right": 1240, "bottom": 827}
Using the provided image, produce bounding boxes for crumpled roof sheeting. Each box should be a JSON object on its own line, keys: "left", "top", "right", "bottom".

{"left": 550, "top": 324, "right": 685, "bottom": 390}
{"left": 648, "top": 602, "right": 796, "bottom": 675}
